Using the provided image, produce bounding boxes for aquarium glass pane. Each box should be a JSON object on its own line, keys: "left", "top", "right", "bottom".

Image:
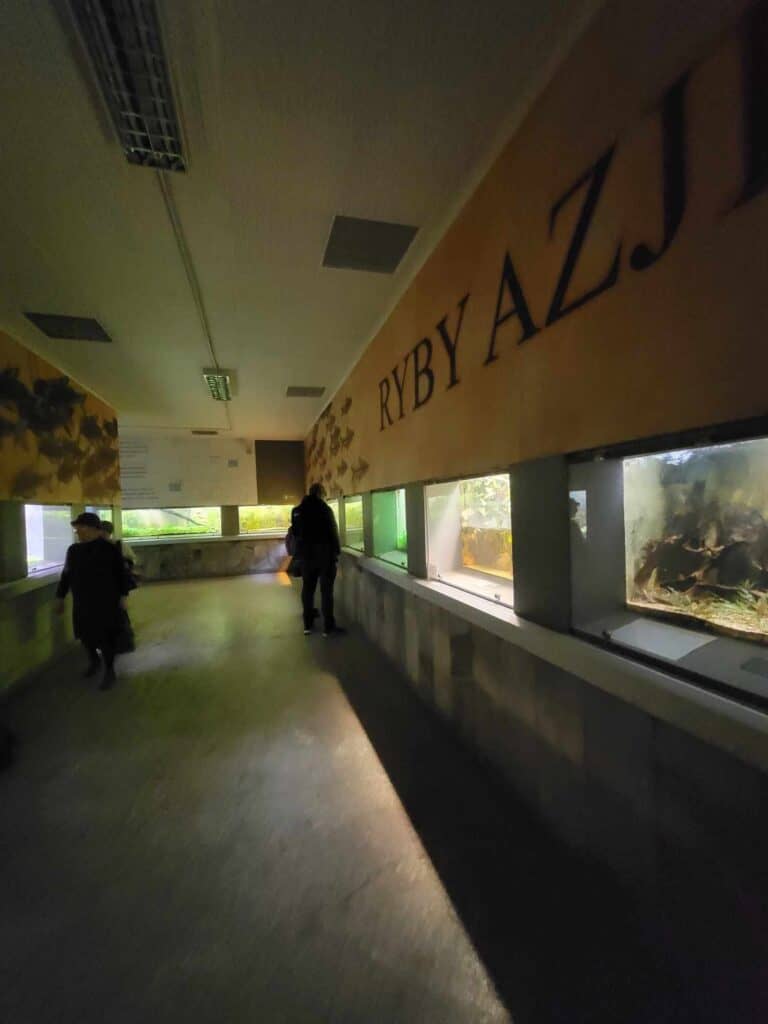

{"left": 25, "top": 504, "right": 72, "bottom": 573}
{"left": 122, "top": 507, "right": 221, "bottom": 539}
{"left": 372, "top": 489, "right": 408, "bottom": 568}
{"left": 343, "top": 495, "right": 364, "bottom": 551}
{"left": 426, "top": 474, "right": 513, "bottom": 606}
{"left": 569, "top": 435, "right": 768, "bottom": 703}
{"left": 239, "top": 505, "right": 292, "bottom": 534}
{"left": 624, "top": 439, "right": 768, "bottom": 645}
{"left": 326, "top": 498, "right": 339, "bottom": 524}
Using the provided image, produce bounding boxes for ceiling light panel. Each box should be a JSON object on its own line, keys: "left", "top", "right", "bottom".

{"left": 323, "top": 215, "right": 418, "bottom": 274}
{"left": 69, "top": 0, "right": 186, "bottom": 172}
{"left": 202, "top": 368, "right": 232, "bottom": 402}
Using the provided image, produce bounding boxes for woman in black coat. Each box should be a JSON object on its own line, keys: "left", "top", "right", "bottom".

{"left": 56, "top": 512, "right": 130, "bottom": 690}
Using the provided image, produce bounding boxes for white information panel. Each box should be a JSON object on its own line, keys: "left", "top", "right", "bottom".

{"left": 119, "top": 432, "right": 258, "bottom": 509}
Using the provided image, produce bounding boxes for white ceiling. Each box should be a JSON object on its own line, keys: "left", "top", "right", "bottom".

{"left": 0, "top": 0, "right": 599, "bottom": 440}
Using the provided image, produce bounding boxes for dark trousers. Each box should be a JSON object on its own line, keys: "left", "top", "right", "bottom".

{"left": 83, "top": 642, "right": 115, "bottom": 671}
{"left": 301, "top": 561, "right": 337, "bottom": 630}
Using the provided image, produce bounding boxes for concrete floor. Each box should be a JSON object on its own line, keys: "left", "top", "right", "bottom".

{"left": 1, "top": 575, "right": 670, "bottom": 1023}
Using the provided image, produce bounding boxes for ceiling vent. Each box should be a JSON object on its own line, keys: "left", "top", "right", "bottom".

{"left": 69, "top": 0, "right": 186, "bottom": 172}
{"left": 24, "top": 312, "right": 112, "bottom": 342}
{"left": 286, "top": 386, "right": 326, "bottom": 398}
{"left": 202, "top": 368, "right": 233, "bottom": 402}
{"left": 191, "top": 429, "right": 218, "bottom": 435}
{"left": 323, "top": 215, "right": 418, "bottom": 274}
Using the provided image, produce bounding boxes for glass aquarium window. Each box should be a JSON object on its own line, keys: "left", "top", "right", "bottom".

{"left": 426, "top": 473, "right": 513, "bottom": 605}
{"left": 239, "top": 505, "right": 292, "bottom": 535}
{"left": 372, "top": 489, "right": 408, "bottom": 569}
{"left": 343, "top": 495, "right": 364, "bottom": 551}
{"left": 326, "top": 498, "right": 339, "bottom": 524}
{"left": 122, "top": 507, "right": 221, "bottom": 539}
{"left": 570, "top": 435, "right": 768, "bottom": 704}
{"left": 25, "top": 504, "right": 72, "bottom": 573}
{"left": 86, "top": 505, "right": 112, "bottom": 520}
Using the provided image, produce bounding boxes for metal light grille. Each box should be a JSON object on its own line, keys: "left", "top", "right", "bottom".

{"left": 202, "top": 369, "right": 232, "bottom": 402}
{"left": 70, "top": 0, "right": 185, "bottom": 172}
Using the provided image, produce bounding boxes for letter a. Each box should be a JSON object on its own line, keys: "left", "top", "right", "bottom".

{"left": 484, "top": 252, "right": 539, "bottom": 365}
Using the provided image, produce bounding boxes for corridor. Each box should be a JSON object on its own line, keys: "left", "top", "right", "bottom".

{"left": 3, "top": 575, "right": 670, "bottom": 1023}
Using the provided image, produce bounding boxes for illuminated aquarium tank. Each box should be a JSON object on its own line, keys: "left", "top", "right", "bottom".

{"left": 624, "top": 437, "right": 768, "bottom": 644}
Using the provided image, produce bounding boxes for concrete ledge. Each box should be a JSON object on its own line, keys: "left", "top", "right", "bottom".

{"left": 0, "top": 568, "right": 61, "bottom": 599}
{"left": 339, "top": 555, "right": 768, "bottom": 773}
{"left": 136, "top": 535, "right": 289, "bottom": 582}
{"left": 128, "top": 532, "right": 286, "bottom": 546}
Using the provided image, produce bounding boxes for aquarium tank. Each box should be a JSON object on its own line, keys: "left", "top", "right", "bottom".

{"left": 624, "top": 437, "right": 768, "bottom": 645}
{"left": 425, "top": 473, "right": 513, "bottom": 606}
{"left": 343, "top": 495, "right": 364, "bottom": 551}
{"left": 372, "top": 488, "right": 408, "bottom": 569}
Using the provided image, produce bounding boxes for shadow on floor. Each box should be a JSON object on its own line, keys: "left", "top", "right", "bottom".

{"left": 320, "top": 637, "right": 691, "bottom": 1024}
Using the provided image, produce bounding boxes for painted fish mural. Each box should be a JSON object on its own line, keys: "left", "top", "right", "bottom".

{"left": 0, "top": 330, "right": 120, "bottom": 504}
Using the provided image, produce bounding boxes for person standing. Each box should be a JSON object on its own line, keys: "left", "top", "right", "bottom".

{"left": 291, "top": 483, "right": 344, "bottom": 636}
{"left": 55, "top": 512, "right": 130, "bottom": 690}
{"left": 99, "top": 519, "right": 140, "bottom": 584}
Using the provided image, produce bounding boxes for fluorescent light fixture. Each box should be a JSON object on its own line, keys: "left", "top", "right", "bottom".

{"left": 69, "top": 0, "right": 186, "bottom": 172}
{"left": 202, "top": 369, "right": 233, "bottom": 402}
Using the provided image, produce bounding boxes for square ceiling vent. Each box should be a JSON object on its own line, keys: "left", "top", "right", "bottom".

{"left": 286, "top": 386, "right": 325, "bottom": 398}
{"left": 24, "top": 312, "right": 112, "bottom": 342}
{"left": 323, "top": 215, "right": 418, "bottom": 274}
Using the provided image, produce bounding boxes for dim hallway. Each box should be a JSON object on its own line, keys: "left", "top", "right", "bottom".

{"left": 3, "top": 575, "right": 691, "bottom": 1023}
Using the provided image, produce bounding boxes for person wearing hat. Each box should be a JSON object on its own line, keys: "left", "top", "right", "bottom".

{"left": 55, "top": 512, "right": 130, "bottom": 690}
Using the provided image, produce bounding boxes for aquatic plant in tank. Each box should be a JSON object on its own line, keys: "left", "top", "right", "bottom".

{"left": 459, "top": 474, "right": 513, "bottom": 579}
{"left": 624, "top": 437, "right": 768, "bottom": 643}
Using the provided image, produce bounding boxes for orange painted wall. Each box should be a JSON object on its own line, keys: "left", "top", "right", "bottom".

{"left": 307, "top": 0, "right": 766, "bottom": 495}
{"left": 0, "top": 330, "right": 120, "bottom": 504}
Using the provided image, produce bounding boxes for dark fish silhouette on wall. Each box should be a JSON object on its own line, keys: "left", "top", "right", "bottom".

{"left": 57, "top": 459, "right": 80, "bottom": 484}
{"left": 12, "top": 468, "right": 52, "bottom": 498}
{"left": 329, "top": 426, "right": 342, "bottom": 456}
{"left": 0, "top": 367, "right": 29, "bottom": 406}
{"left": 0, "top": 414, "right": 28, "bottom": 446}
{"left": 341, "top": 397, "right": 352, "bottom": 415}
{"left": 37, "top": 436, "right": 84, "bottom": 462}
{"left": 341, "top": 427, "right": 354, "bottom": 449}
{"left": 29, "top": 377, "right": 86, "bottom": 433}
{"left": 103, "top": 417, "right": 118, "bottom": 439}
{"left": 319, "top": 403, "right": 333, "bottom": 421}
{"left": 82, "top": 447, "right": 119, "bottom": 478}
{"left": 1, "top": 369, "right": 87, "bottom": 436}
{"left": 337, "top": 459, "right": 349, "bottom": 477}
{"left": 80, "top": 414, "right": 105, "bottom": 442}
{"left": 351, "top": 457, "right": 370, "bottom": 486}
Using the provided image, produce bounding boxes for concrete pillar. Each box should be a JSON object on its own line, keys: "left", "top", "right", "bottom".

{"left": 336, "top": 497, "right": 346, "bottom": 545}
{"left": 362, "top": 493, "right": 374, "bottom": 557}
{"left": 405, "top": 483, "right": 427, "bottom": 578}
{"left": 0, "top": 501, "right": 28, "bottom": 583}
{"left": 511, "top": 456, "right": 571, "bottom": 631}
{"left": 221, "top": 505, "right": 240, "bottom": 537}
{"left": 112, "top": 507, "right": 124, "bottom": 539}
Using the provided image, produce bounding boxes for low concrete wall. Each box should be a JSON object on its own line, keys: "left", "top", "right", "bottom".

{"left": 0, "top": 574, "right": 75, "bottom": 695}
{"left": 134, "top": 536, "right": 289, "bottom": 582}
{"left": 336, "top": 551, "right": 768, "bottom": 1000}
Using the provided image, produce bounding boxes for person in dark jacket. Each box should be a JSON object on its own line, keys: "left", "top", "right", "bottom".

{"left": 55, "top": 512, "right": 130, "bottom": 690}
{"left": 291, "top": 483, "right": 344, "bottom": 636}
